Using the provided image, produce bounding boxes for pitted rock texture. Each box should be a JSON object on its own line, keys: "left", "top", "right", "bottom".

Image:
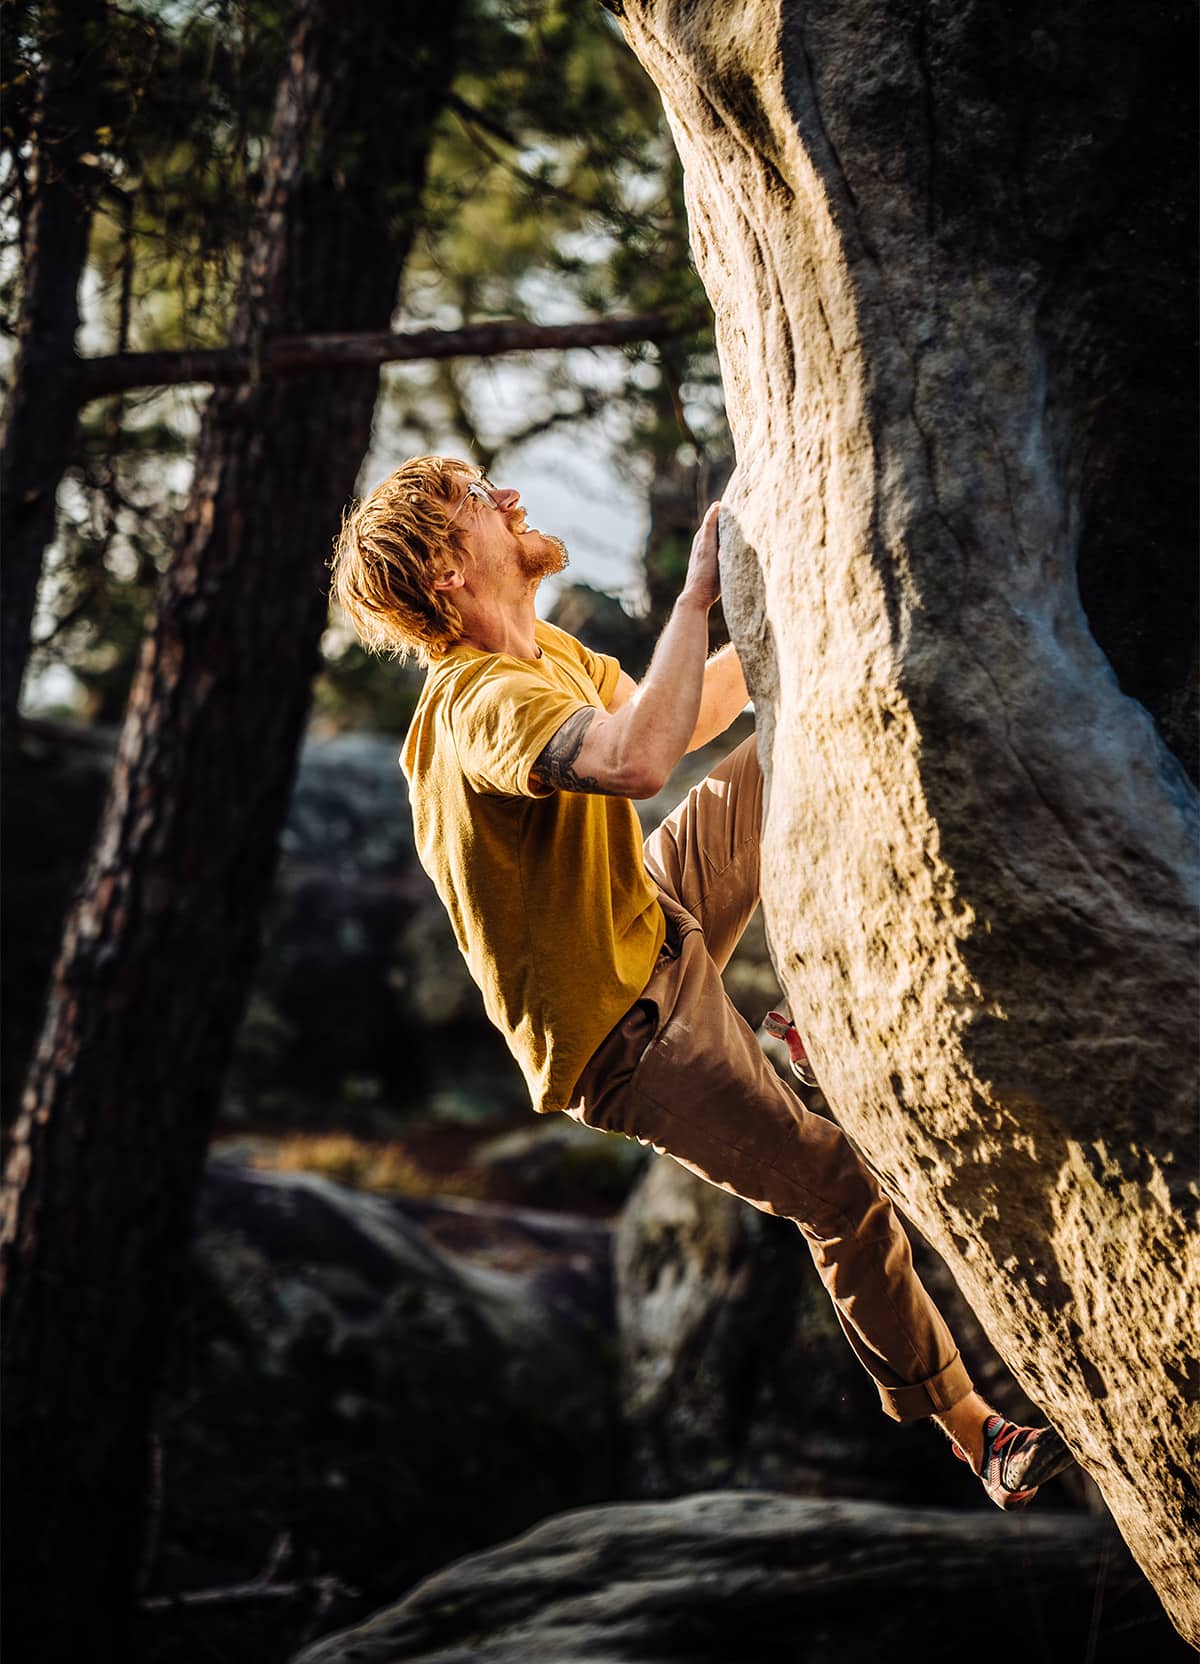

{"left": 611, "top": 0, "right": 1199, "bottom": 1640}
{"left": 289, "top": 1491, "right": 1184, "bottom": 1664}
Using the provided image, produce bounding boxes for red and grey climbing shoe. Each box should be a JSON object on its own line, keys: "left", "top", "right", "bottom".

{"left": 762, "top": 1009, "right": 819, "bottom": 1088}
{"left": 954, "top": 1415, "right": 1074, "bottom": 1511}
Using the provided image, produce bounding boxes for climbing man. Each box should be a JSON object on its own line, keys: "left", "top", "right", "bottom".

{"left": 330, "top": 455, "right": 1075, "bottom": 1509}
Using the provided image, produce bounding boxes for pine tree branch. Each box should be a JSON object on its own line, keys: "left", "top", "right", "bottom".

{"left": 446, "top": 92, "right": 656, "bottom": 236}
{"left": 72, "top": 312, "right": 694, "bottom": 405}
{"left": 491, "top": 388, "right": 608, "bottom": 458}
{"left": 140, "top": 1530, "right": 359, "bottom": 1617}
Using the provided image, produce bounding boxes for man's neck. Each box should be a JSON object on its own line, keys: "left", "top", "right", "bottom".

{"left": 456, "top": 596, "right": 541, "bottom": 660}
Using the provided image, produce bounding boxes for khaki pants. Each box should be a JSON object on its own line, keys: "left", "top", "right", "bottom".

{"left": 568, "top": 735, "right": 972, "bottom": 1421}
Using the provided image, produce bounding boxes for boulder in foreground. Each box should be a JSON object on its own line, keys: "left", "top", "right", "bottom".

{"left": 290, "top": 1490, "right": 1182, "bottom": 1664}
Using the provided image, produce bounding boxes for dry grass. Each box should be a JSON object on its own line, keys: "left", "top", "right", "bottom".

{"left": 254, "top": 1132, "right": 490, "bottom": 1200}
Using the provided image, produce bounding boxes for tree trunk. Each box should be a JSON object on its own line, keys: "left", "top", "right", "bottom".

{"left": 0, "top": 1, "right": 461, "bottom": 1651}
{"left": 0, "top": 0, "right": 106, "bottom": 757}
{"left": 609, "top": 0, "right": 1198, "bottom": 1642}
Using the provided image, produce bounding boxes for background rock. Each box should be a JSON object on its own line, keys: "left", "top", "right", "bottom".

{"left": 613, "top": 0, "right": 1199, "bottom": 1633}
{"left": 288, "top": 1491, "right": 1184, "bottom": 1664}
{"left": 143, "top": 1162, "right": 620, "bottom": 1661}
{"left": 469, "top": 1118, "right": 651, "bottom": 1213}
{"left": 230, "top": 730, "right": 524, "bottom": 1130}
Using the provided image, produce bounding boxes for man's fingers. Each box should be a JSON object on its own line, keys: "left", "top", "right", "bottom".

{"left": 693, "top": 500, "right": 722, "bottom": 554}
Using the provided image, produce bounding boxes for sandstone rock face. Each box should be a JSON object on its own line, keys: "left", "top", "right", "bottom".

{"left": 289, "top": 1491, "right": 1184, "bottom": 1664}
{"left": 610, "top": 0, "right": 1199, "bottom": 1638}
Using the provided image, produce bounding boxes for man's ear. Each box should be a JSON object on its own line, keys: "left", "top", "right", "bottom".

{"left": 431, "top": 563, "right": 465, "bottom": 594}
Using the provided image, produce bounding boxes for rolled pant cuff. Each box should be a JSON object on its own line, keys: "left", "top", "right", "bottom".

{"left": 878, "top": 1352, "right": 974, "bottom": 1422}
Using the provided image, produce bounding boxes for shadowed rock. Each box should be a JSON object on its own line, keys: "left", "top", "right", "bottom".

{"left": 288, "top": 1491, "right": 1183, "bottom": 1664}
{"left": 609, "top": 0, "right": 1199, "bottom": 1636}
{"left": 147, "top": 1163, "right": 619, "bottom": 1645}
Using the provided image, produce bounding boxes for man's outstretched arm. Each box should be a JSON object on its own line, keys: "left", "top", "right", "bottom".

{"left": 532, "top": 503, "right": 722, "bottom": 799}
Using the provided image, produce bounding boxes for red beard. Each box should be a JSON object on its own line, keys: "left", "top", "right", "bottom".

{"left": 516, "top": 528, "right": 570, "bottom": 581}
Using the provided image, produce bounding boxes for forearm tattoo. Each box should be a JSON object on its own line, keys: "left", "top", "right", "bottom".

{"left": 532, "top": 706, "right": 618, "bottom": 795}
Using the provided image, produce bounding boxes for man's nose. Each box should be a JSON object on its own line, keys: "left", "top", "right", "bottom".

{"left": 493, "top": 487, "right": 520, "bottom": 510}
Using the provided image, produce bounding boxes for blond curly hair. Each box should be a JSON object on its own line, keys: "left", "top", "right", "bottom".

{"left": 330, "top": 455, "right": 480, "bottom": 666}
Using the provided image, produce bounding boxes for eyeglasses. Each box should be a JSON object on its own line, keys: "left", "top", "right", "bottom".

{"left": 445, "top": 477, "right": 496, "bottom": 526}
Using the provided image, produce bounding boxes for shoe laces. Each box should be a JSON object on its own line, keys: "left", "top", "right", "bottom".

{"left": 984, "top": 1416, "right": 1041, "bottom": 1486}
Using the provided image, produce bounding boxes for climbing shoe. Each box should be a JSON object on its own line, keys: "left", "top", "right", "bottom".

{"left": 762, "top": 1008, "right": 818, "bottom": 1088}
{"left": 954, "top": 1414, "right": 1074, "bottom": 1510}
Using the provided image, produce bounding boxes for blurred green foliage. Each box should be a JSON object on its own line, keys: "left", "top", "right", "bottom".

{"left": 6, "top": 0, "right": 727, "bottom": 729}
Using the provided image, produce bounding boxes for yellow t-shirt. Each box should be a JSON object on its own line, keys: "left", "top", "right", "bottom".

{"left": 400, "top": 619, "right": 665, "bottom": 1114}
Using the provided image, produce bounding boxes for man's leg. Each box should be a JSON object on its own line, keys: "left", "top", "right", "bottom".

{"left": 642, "top": 731, "right": 763, "bottom": 974}
{"left": 575, "top": 730, "right": 1073, "bottom": 1497}
{"left": 574, "top": 924, "right": 971, "bottom": 1421}
{"left": 599, "top": 732, "right": 959, "bottom": 1413}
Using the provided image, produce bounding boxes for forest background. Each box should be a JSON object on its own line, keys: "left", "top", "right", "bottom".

{"left": 8, "top": 0, "right": 719, "bottom": 731}
{"left": 0, "top": 2, "right": 775, "bottom": 1656}
{"left": 3, "top": 0, "right": 732, "bottom": 1130}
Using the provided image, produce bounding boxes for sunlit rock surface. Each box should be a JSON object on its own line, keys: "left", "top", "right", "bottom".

{"left": 611, "top": 0, "right": 1199, "bottom": 1638}
{"left": 289, "top": 1491, "right": 1184, "bottom": 1664}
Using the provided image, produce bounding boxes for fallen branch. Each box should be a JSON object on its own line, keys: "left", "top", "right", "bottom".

{"left": 140, "top": 1530, "right": 358, "bottom": 1618}
{"left": 73, "top": 312, "right": 697, "bottom": 405}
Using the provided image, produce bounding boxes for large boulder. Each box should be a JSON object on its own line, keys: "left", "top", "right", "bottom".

{"left": 288, "top": 1491, "right": 1184, "bottom": 1664}
{"left": 144, "top": 1162, "right": 619, "bottom": 1661}
{"left": 610, "top": 0, "right": 1199, "bottom": 1636}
